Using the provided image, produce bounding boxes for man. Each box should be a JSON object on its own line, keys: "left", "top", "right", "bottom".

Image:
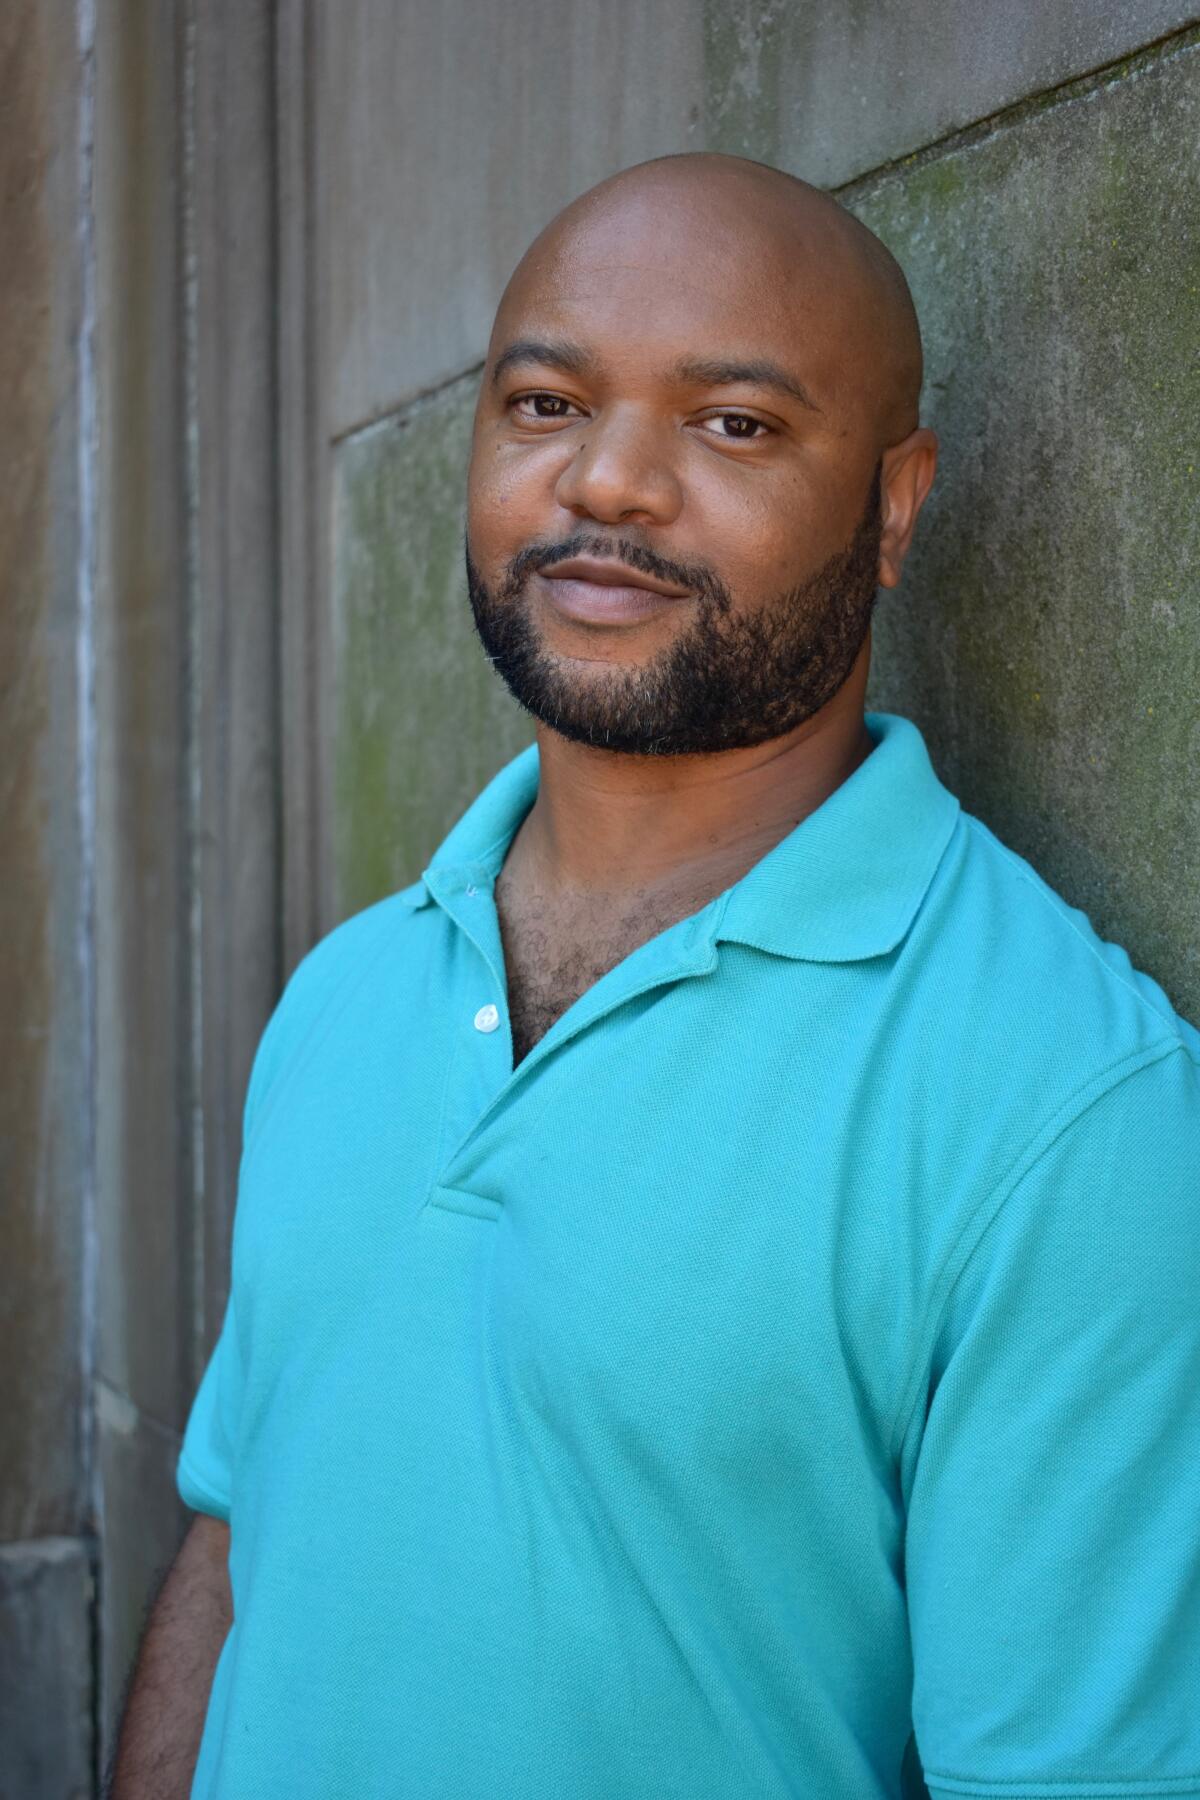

{"left": 112, "top": 154, "right": 1200, "bottom": 1799}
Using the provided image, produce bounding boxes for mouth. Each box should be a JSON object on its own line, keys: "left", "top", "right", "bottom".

{"left": 535, "top": 555, "right": 692, "bottom": 625}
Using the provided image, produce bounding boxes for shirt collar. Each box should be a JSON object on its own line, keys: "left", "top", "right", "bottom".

{"left": 395, "top": 740, "right": 542, "bottom": 908}
{"left": 397, "top": 712, "right": 959, "bottom": 965}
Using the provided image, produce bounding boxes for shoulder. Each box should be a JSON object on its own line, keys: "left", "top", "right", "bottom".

{"left": 964, "top": 811, "right": 1185, "bottom": 1028}
{"left": 885, "top": 805, "right": 1199, "bottom": 1248}
{"left": 890, "top": 816, "right": 1199, "bottom": 1461}
{"left": 242, "top": 886, "right": 424, "bottom": 1143}
{"left": 915, "top": 806, "right": 1197, "bottom": 1081}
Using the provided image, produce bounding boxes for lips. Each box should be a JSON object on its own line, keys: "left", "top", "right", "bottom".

{"left": 533, "top": 551, "right": 694, "bottom": 627}
{"left": 538, "top": 555, "right": 690, "bottom": 599}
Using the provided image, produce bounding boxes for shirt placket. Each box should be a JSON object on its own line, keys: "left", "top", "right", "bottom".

{"left": 423, "top": 863, "right": 726, "bottom": 1215}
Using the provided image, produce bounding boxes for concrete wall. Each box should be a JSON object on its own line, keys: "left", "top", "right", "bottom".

{"left": 852, "top": 39, "right": 1200, "bottom": 1022}
{"left": 4, "top": 3, "right": 1199, "bottom": 1793}
{"left": 1, "top": 2, "right": 278, "bottom": 1790}
{"left": 325, "top": 3, "right": 1200, "bottom": 1030}
{"left": 1, "top": 2, "right": 97, "bottom": 1789}
{"left": 91, "top": 4, "right": 280, "bottom": 1755}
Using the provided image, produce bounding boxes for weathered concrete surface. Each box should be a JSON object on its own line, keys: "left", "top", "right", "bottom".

{"left": 92, "top": 0, "right": 191, "bottom": 1440}
{"left": 319, "top": 0, "right": 705, "bottom": 435}
{"left": 704, "top": 0, "right": 1200, "bottom": 185}
{"left": 0, "top": 1537, "right": 93, "bottom": 1799}
{"left": 89, "top": 0, "right": 283, "bottom": 1759}
{"left": 0, "top": 0, "right": 89, "bottom": 1541}
{"left": 94, "top": 1384, "right": 187, "bottom": 1764}
{"left": 332, "top": 376, "right": 535, "bottom": 916}
{"left": 853, "top": 38, "right": 1200, "bottom": 1021}
{"left": 190, "top": 0, "right": 282, "bottom": 1358}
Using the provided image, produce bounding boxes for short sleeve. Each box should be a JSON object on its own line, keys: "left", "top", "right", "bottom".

{"left": 175, "top": 970, "right": 291, "bottom": 1519}
{"left": 905, "top": 1046, "right": 1200, "bottom": 1799}
{"left": 174, "top": 894, "right": 407, "bottom": 1520}
{"left": 177, "top": 1288, "right": 243, "bottom": 1520}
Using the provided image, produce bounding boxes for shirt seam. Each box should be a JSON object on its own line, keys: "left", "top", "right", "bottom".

{"left": 962, "top": 816, "right": 1179, "bottom": 1031}
{"left": 889, "top": 1037, "right": 1189, "bottom": 1462}
{"left": 924, "top": 1773, "right": 1200, "bottom": 1796}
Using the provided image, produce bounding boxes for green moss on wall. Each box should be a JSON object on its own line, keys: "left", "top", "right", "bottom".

{"left": 332, "top": 374, "right": 535, "bottom": 917}
{"left": 851, "top": 37, "right": 1200, "bottom": 1018}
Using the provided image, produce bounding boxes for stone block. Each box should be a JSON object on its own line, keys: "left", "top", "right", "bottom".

{"left": 0, "top": 1537, "right": 93, "bottom": 1800}
{"left": 705, "top": 0, "right": 1200, "bottom": 187}
{"left": 853, "top": 38, "right": 1200, "bottom": 1021}
{"left": 92, "top": 0, "right": 194, "bottom": 1438}
{"left": 332, "top": 375, "right": 535, "bottom": 916}
{"left": 190, "top": 0, "right": 283, "bottom": 1345}
{"left": 0, "top": 0, "right": 90, "bottom": 1541}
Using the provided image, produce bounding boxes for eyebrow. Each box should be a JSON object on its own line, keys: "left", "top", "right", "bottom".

{"left": 669, "top": 355, "right": 821, "bottom": 413}
{"left": 489, "top": 338, "right": 822, "bottom": 414}
{"left": 490, "top": 338, "right": 599, "bottom": 386}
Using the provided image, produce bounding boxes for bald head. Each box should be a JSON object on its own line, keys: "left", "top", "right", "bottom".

{"left": 494, "top": 152, "right": 924, "bottom": 443}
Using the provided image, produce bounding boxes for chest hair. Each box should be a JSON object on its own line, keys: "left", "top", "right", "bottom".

{"left": 495, "top": 880, "right": 693, "bottom": 1067}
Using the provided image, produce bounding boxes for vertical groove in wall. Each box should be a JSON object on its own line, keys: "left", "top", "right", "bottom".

{"left": 266, "top": 0, "right": 285, "bottom": 1023}
{"left": 74, "top": 0, "right": 98, "bottom": 1527}
{"left": 181, "top": 0, "right": 206, "bottom": 1385}
{"left": 276, "top": 0, "right": 323, "bottom": 970}
{"left": 75, "top": 0, "right": 101, "bottom": 1782}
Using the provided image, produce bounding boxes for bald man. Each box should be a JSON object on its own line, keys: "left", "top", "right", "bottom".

{"left": 113, "top": 155, "right": 1200, "bottom": 1800}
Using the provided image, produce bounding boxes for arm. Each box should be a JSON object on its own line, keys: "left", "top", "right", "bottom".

{"left": 906, "top": 1050, "right": 1200, "bottom": 1795}
{"left": 108, "top": 1513, "right": 232, "bottom": 1800}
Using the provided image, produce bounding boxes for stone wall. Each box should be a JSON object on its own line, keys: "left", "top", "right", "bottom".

{"left": 1, "top": 2, "right": 279, "bottom": 1790}
{"left": 4, "top": 4, "right": 1198, "bottom": 1793}
{"left": 853, "top": 38, "right": 1200, "bottom": 1020}
{"left": 1, "top": 2, "right": 96, "bottom": 1789}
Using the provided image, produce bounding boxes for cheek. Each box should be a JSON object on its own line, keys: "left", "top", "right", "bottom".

{"left": 691, "top": 480, "right": 810, "bottom": 600}
{"left": 467, "top": 444, "right": 553, "bottom": 567}
{"left": 697, "top": 459, "right": 858, "bottom": 596}
{"left": 680, "top": 442, "right": 813, "bottom": 568}
{"left": 466, "top": 463, "right": 513, "bottom": 569}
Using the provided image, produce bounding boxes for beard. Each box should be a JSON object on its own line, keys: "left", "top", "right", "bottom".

{"left": 465, "top": 461, "right": 882, "bottom": 757}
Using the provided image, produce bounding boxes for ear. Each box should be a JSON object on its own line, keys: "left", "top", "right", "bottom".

{"left": 877, "top": 428, "right": 938, "bottom": 589}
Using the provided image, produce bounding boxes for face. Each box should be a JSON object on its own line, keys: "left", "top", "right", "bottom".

{"left": 466, "top": 180, "right": 900, "bottom": 757}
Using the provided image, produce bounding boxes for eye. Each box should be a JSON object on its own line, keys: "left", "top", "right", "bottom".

{"left": 510, "top": 392, "right": 583, "bottom": 423}
{"left": 696, "top": 411, "right": 772, "bottom": 441}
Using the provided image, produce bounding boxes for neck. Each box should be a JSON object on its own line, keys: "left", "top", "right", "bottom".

{"left": 503, "top": 640, "right": 874, "bottom": 904}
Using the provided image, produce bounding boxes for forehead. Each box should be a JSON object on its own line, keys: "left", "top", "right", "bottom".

{"left": 491, "top": 185, "right": 867, "bottom": 382}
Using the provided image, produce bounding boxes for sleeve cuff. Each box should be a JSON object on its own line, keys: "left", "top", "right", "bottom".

{"left": 925, "top": 1778, "right": 1200, "bottom": 1798}
{"left": 177, "top": 1449, "right": 232, "bottom": 1522}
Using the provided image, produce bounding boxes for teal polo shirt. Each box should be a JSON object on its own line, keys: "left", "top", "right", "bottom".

{"left": 179, "top": 712, "right": 1200, "bottom": 1800}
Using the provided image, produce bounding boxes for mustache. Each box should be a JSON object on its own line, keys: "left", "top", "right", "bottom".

{"left": 503, "top": 531, "right": 727, "bottom": 605}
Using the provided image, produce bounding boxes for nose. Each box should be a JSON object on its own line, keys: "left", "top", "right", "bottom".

{"left": 553, "top": 405, "right": 684, "bottom": 527}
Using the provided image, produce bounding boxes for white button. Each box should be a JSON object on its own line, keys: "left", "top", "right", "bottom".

{"left": 474, "top": 1003, "right": 500, "bottom": 1033}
